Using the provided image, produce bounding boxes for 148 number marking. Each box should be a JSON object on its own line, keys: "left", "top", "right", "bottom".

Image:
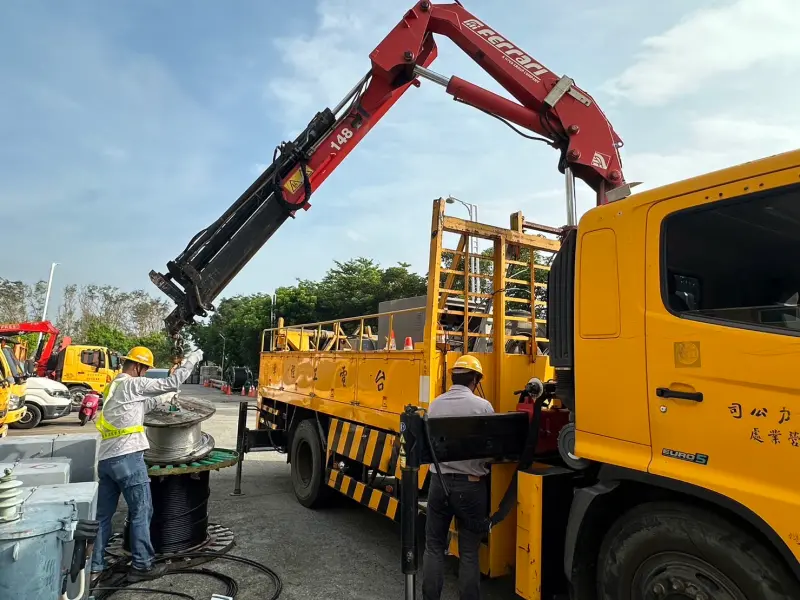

{"left": 330, "top": 127, "right": 353, "bottom": 151}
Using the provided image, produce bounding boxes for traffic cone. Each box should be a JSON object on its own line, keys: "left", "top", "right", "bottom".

{"left": 249, "top": 386, "right": 257, "bottom": 398}
{"left": 241, "top": 385, "right": 247, "bottom": 397}
{"left": 388, "top": 331, "right": 396, "bottom": 350}
{"left": 225, "top": 384, "right": 232, "bottom": 396}
{"left": 403, "top": 336, "right": 413, "bottom": 350}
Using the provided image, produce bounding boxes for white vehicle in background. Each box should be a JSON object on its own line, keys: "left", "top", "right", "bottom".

{"left": 11, "top": 376, "right": 72, "bottom": 429}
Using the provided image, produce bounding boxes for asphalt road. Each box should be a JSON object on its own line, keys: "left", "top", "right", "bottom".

{"left": 8, "top": 385, "right": 521, "bottom": 600}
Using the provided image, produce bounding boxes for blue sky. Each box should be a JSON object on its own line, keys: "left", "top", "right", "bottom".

{"left": 2, "top": 0, "right": 798, "bottom": 315}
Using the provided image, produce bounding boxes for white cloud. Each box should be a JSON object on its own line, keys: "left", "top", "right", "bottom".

{"left": 624, "top": 111, "right": 800, "bottom": 191}
{"left": 604, "top": 0, "right": 800, "bottom": 106}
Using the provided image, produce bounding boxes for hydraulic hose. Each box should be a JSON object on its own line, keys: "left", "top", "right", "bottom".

{"left": 92, "top": 550, "right": 279, "bottom": 600}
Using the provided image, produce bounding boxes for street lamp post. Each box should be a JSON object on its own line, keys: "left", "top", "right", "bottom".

{"left": 41, "top": 262, "right": 59, "bottom": 322}
{"left": 445, "top": 197, "right": 479, "bottom": 294}
{"left": 36, "top": 262, "right": 59, "bottom": 353}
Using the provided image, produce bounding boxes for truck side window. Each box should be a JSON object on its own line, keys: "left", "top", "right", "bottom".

{"left": 662, "top": 183, "right": 800, "bottom": 334}
{"left": 80, "top": 350, "right": 100, "bottom": 367}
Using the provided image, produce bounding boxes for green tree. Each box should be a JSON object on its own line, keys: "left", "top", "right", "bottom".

{"left": 189, "top": 294, "right": 274, "bottom": 372}
{"left": 84, "top": 322, "right": 131, "bottom": 353}
{"left": 190, "top": 258, "right": 427, "bottom": 370}
{"left": 133, "top": 331, "right": 174, "bottom": 368}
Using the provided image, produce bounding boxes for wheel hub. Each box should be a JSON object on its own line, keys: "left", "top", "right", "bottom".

{"left": 636, "top": 552, "right": 746, "bottom": 600}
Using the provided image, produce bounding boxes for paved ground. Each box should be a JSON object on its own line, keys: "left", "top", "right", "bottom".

{"left": 9, "top": 385, "right": 521, "bottom": 600}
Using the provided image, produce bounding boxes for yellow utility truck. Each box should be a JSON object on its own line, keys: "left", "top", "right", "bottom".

{"left": 54, "top": 344, "right": 121, "bottom": 405}
{"left": 0, "top": 321, "right": 122, "bottom": 406}
{"left": 0, "top": 339, "right": 28, "bottom": 436}
{"left": 149, "top": 2, "right": 800, "bottom": 596}
{"left": 247, "top": 154, "right": 800, "bottom": 599}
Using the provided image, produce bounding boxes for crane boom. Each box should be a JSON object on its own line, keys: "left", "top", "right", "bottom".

{"left": 0, "top": 321, "right": 60, "bottom": 377}
{"left": 151, "top": 1, "right": 627, "bottom": 335}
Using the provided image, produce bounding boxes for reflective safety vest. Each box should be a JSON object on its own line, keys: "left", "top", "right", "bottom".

{"left": 95, "top": 378, "right": 144, "bottom": 440}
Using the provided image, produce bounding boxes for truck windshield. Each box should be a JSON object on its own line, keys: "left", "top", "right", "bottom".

{"left": 1, "top": 347, "right": 21, "bottom": 378}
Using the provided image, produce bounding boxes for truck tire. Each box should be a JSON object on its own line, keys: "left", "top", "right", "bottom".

{"left": 10, "top": 403, "right": 41, "bottom": 429}
{"left": 68, "top": 385, "right": 91, "bottom": 408}
{"left": 290, "top": 419, "right": 330, "bottom": 508}
{"left": 597, "top": 501, "right": 800, "bottom": 600}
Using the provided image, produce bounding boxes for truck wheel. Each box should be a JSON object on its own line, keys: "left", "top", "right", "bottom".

{"left": 68, "top": 386, "right": 91, "bottom": 408}
{"left": 11, "top": 404, "right": 42, "bottom": 429}
{"left": 290, "top": 419, "right": 329, "bottom": 508}
{"left": 597, "top": 501, "right": 800, "bottom": 600}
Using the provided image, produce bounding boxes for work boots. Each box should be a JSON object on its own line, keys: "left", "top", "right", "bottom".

{"left": 127, "top": 562, "right": 169, "bottom": 583}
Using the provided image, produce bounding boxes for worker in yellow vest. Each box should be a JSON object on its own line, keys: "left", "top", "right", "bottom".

{"left": 90, "top": 345, "right": 203, "bottom": 584}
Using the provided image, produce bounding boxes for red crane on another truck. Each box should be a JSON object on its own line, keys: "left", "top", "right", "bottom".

{"left": 0, "top": 321, "right": 62, "bottom": 377}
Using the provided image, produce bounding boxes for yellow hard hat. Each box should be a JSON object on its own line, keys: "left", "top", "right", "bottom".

{"left": 124, "top": 346, "right": 155, "bottom": 368}
{"left": 451, "top": 354, "right": 483, "bottom": 375}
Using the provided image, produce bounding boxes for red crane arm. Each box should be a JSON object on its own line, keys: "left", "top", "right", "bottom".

{"left": 151, "top": 1, "right": 628, "bottom": 335}
{"left": 0, "top": 321, "right": 60, "bottom": 377}
{"left": 279, "top": 1, "right": 625, "bottom": 208}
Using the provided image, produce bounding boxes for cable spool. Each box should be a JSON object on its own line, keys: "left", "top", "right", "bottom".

{"left": 143, "top": 396, "right": 216, "bottom": 465}
{"left": 123, "top": 396, "right": 218, "bottom": 554}
{"left": 123, "top": 470, "right": 211, "bottom": 554}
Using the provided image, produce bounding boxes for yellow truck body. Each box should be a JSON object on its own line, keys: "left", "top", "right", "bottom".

{"left": 0, "top": 343, "right": 27, "bottom": 435}
{"left": 57, "top": 344, "right": 121, "bottom": 399}
{"left": 255, "top": 149, "right": 800, "bottom": 598}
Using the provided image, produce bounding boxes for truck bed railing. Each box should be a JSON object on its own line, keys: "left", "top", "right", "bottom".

{"left": 261, "top": 307, "right": 426, "bottom": 353}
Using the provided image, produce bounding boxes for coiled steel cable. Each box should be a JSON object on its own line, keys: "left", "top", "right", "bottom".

{"left": 124, "top": 471, "right": 211, "bottom": 554}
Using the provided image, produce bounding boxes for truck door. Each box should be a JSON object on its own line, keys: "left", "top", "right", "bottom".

{"left": 645, "top": 170, "right": 800, "bottom": 546}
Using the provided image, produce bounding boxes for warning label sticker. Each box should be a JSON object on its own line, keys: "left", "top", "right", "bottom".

{"left": 283, "top": 165, "right": 314, "bottom": 194}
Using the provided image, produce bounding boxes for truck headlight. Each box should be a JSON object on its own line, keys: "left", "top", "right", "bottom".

{"left": 7, "top": 395, "right": 21, "bottom": 410}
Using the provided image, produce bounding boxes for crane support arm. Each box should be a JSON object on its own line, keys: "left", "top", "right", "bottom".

{"left": 0, "top": 321, "right": 61, "bottom": 376}
{"left": 151, "top": 1, "right": 625, "bottom": 335}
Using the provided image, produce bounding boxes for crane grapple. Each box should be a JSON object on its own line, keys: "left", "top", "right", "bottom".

{"left": 150, "top": 109, "right": 337, "bottom": 334}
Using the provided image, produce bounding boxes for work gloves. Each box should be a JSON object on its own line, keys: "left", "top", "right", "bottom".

{"left": 185, "top": 349, "right": 204, "bottom": 365}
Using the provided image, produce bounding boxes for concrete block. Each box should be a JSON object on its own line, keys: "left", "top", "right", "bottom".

{"left": 0, "top": 434, "right": 57, "bottom": 463}
{"left": 52, "top": 433, "right": 100, "bottom": 483}
{"left": 0, "top": 432, "right": 99, "bottom": 483}
{"left": 0, "top": 458, "right": 71, "bottom": 486}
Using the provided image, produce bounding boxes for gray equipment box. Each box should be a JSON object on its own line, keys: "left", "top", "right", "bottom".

{"left": 20, "top": 481, "right": 99, "bottom": 600}
{"left": 0, "top": 457, "right": 71, "bottom": 486}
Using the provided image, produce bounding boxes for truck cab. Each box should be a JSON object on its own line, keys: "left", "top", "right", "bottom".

{"left": 0, "top": 341, "right": 27, "bottom": 434}
{"left": 55, "top": 344, "right": 121, "bottom": 406}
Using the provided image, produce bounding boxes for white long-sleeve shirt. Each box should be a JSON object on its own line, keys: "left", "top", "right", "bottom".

{"left": 97, "top": 357, "right": 199, "bottom": 461}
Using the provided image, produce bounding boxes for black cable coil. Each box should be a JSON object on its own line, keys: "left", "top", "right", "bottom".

{"left": 123, "top": 470, "right": 211, "bottom": 554}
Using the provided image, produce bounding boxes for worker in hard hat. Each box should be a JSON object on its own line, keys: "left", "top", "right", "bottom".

{"left": 90, "top": 345, "right": 204, "bottom": 584}
{"left": 422, "top": 354, "right": 494, "bottom": 600}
